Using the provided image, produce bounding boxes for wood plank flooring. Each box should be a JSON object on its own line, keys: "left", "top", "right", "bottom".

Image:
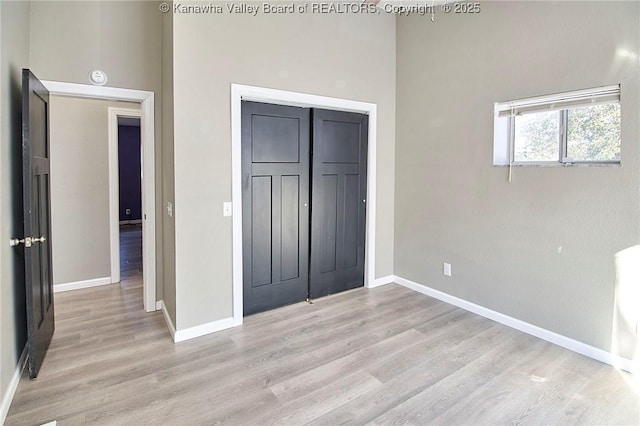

{"left": 6, "top": 259, "right": 639, "bottom": 424}
{"left": 118, "top": 224, "right": 142, "bottom": 281}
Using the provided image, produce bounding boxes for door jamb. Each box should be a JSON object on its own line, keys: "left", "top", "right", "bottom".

{"left": 108, "top": 107, "right": 142, "bottom": 286}
{"left": 42, "top": 80, "right": 157, "bottom": 313}
{"left": 230, "top": 84, "right": 377, "bottom": 326}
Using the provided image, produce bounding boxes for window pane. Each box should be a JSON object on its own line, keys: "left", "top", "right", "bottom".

{"left": 513, "top": 111, "right": 560, "bottom": 162}
{"left": 567, "top": 103, "right": 620, "bottom": 162}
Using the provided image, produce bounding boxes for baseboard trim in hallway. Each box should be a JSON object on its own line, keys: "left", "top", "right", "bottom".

{"left": 174, "top": 317, "right": 236, "bottom": 343}
{"left": 1, "top": 346, "right": 26, "bottom": 425}
{"left": 158, "top": 300, "right": 176, "bottom": 341}
{"left": 389, "top": 275, "right": 637, "bottom": 374}
{"left": 53, "top": 277, "right": 113, "bottom": 293}
{"left": 158, "top": 299, "right": 236, "bottom": 343}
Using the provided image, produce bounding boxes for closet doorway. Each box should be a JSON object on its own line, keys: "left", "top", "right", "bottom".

{"left": 242, "top": 101, "right": 368, "bottom": 315}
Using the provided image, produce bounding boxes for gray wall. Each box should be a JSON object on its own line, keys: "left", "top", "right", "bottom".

{"left": 172, "top": 10, "right": 396, "bottom": 329}
{"left": 161, "top": 6, "right": 176, "bottom": 325}
{"left": 0, "top": 0, "right": 30, "bottom": 417}
{"left": 29, "top": 0, "right": 164, "bottom": 298}
{"left": 49, "top": 96, "right": 140, "bottom": 286}
{"left": 395, "top": 1, "right": 640, "bottom": 356}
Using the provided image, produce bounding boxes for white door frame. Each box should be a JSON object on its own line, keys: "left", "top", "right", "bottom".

{"left": 108, "top": 107, "right": 142, "bottom": 284}
{"left": 230, "top": 83, "right": 377, "bottom": 326}
{"left": 43, "top": 80, "right": 157, "bottom": 313}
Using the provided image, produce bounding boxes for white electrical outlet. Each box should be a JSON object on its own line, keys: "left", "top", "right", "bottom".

{"left": 223, "top": 202, "right": 232, "bottom": 217}
{"left": 443, "top": 262, "right": 452, "bottom": 277}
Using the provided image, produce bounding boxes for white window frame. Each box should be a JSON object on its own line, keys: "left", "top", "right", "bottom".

{"left": 494, "top": 85, "right": 621, "bottom": 167}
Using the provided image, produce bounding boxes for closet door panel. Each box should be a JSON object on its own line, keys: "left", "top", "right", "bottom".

{"left": 242, "top": 102, "right": 310, "bottom": 315}
{"left": 310, "top": 109, "right": 368, "bottom": 298}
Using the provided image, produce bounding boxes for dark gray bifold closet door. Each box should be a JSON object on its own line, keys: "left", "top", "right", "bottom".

{"left": 310, "top": 109, "right": 368, "bottom": 298}
{"left": 242, "top": 102, "right": 310, "bottom": 315}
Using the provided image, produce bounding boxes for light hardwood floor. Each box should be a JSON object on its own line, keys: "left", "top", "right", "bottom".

{"left": 6, "top": 237, "right": 639, "bottom": 424}
{"left": 119, "top": 224, "right": 143, "bottom": 281}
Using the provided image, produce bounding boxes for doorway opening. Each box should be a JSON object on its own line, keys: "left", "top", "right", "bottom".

{"left": 43, "top": 81, "right": 156, "bottom": 312}
{"left": 109, "top": 108, "right": 143, "bottom": 289}
{"left": 116, "top": 116, "right": 144, "bottom": 286}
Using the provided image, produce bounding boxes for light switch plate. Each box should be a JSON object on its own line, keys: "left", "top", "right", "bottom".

{"left": 223, "top": 202, "right": 232, "bottom": 217}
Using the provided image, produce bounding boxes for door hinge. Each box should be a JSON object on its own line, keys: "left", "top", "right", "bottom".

{"left": 10, "top": 237, "right": 32, "bottom": 247}
{"left": 10, "top": 236, "right": 46, "bottom": 248}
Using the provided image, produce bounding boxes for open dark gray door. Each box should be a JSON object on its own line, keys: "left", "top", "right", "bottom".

{"left": 22, "top": 69, "right": 55, "bottom": 378}
{"left": 310, "top": 109, "right": 368, "bottom": 298}
{"left": 242, "top": 102, "right": 310, "bottom": 315}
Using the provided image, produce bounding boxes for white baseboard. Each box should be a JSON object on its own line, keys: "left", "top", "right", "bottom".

{"left": 392, "top": 275, "right": 637, "bottom": 374}
{"left": 119, "top": 219, "right": 143, "bottom": 225}
{"left": 158, "top": 301, "right": 235, "bottom": 344}
{"left": 174, "top": 317, "right": 235, "bottom": 343}
{"left": 158, "top": 300, "right": 177, "bottom": 341}
{"left": 54, "top": 277, "right": 113, "bottom": 293}
{"left": 1, "top": 346, "right": 27, "bottom": 424}
{"left": 368, "top": 275, "right": 395, "bottom": 289}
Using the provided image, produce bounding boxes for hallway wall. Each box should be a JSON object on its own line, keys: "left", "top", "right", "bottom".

{"left": 0, "top": 1, "right": 30, "bottom": 421}
{"left": 49, "top": 96, "right": 140, "bottom": 287}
